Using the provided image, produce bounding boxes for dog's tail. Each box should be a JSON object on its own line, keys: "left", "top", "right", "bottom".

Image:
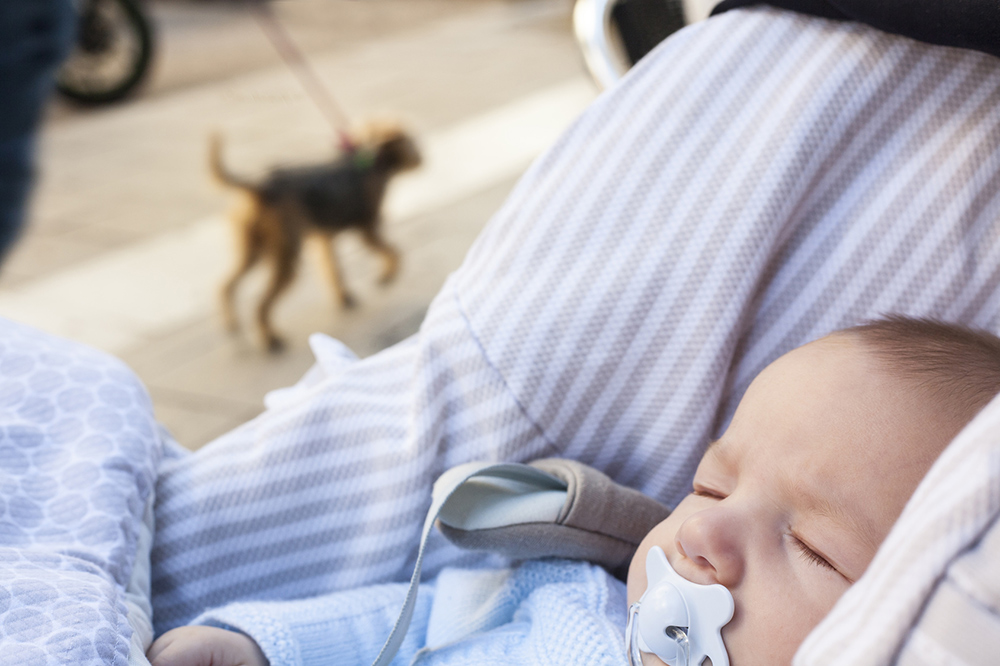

{"left": 208, "top": 133, "right": 257, "bottom": 192}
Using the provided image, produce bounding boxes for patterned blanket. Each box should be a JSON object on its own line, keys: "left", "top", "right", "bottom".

{"left": 0, "top": 319, "right": 162, "bottom": 665}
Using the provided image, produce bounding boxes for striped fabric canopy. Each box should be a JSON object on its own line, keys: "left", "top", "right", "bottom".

{"left": 152, "top": 7, "right": 1000, "bottom": 664}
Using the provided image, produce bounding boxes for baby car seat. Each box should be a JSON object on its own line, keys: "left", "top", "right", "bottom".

{"left": 149, "top": 5, "right": 1000, "bottom": 664}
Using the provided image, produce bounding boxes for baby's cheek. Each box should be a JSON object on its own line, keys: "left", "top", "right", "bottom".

{"left": 626, "top": 544, "right": 650, "bottom": 605}
{"left": 724, "top": 578, "right": 842, "bottom": 666}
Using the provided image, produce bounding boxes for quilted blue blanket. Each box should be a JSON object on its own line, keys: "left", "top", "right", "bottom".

{"left": 0, "top": 318, "right": 161, "bottom": 666}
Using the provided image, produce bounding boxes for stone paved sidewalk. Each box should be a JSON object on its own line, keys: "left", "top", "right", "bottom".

{"left": 2, "top": 0, "right": 596, "bottom": 449}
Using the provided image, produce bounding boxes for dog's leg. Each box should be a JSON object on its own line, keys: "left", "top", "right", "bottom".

{"left": 361, "top": 227, "right": 400, "bottom": 285}
{"left": 256, "top": 240, "right": 299, "bottom": 353}
{"left": 312, "top": 234, "right": 356, "bottom": 309}
{"left": 219, "top": 217, "right": 264, "bottom": 334}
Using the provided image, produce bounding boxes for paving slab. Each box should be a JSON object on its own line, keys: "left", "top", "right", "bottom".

{"left": 145, "top": 0, "right": 497, "bottom": 99}
{"left": 11, "top": 0, "right": 585, "bottom": 287}
{"left": 2, "top": 0, "right": 596, "bottom": 449}
{"left": 0, "top": 80, "right": 594, "bottom": 353}
{"left": 120, "top": 177, "right": 518, "bottom": 448}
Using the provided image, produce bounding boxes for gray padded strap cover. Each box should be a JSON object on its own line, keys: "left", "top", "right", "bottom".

{"left": 438, "top": 458, "right": 671, "bottom": 573}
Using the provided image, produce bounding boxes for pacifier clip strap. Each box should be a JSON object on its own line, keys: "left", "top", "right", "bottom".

{"left": 368, "top": 461, "right": 567, "bottom": 666}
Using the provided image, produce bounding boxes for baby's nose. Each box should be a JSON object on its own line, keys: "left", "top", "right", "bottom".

{"left": 675, "top": 509, "right": 745, "bottom": 587}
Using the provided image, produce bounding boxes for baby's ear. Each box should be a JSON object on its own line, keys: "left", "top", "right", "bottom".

{"left": 436, "top": 458, "right": 671, "bottom": 579}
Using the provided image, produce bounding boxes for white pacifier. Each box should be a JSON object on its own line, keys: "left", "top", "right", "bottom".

{"left": 626, "top": 546, "right": 734, "bottom": 666}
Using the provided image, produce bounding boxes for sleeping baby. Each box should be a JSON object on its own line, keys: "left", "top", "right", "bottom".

{"left": 147, "top": 316, "right": 1000, "bottom": 666}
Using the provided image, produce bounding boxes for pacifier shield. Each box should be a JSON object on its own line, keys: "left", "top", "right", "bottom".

{"left": 633, "top": 546, "right": 734, "bottom": 666}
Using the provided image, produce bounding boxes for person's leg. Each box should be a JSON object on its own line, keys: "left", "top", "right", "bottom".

{"left": 0, "top": 0, "right": 75, "bottom": 265}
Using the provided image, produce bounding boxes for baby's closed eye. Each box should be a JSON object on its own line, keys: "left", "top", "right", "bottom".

{"left": 691, "top": 485, "right": 726, "bottom": 500}
{"left": 788, "top": 534, "right": 843, "bottom": 577}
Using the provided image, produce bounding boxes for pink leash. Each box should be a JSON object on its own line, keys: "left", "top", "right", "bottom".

{"left": 250, "top": 1, "right": 358, "bottom": 154}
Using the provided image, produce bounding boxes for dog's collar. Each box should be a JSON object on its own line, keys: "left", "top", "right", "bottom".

{"left": 351, "top": 148, "right": 376, "bottom": 170}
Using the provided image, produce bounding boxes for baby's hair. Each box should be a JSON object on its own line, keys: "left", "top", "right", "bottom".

{"left": 844, "top": 315, "right": 1000, "bottom": 423}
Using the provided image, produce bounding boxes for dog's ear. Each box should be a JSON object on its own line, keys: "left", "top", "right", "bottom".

{"left": 375, "top": 134, "right": 422, "bottom": 172}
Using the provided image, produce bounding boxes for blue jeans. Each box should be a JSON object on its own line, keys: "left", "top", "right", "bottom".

{"left": 0, "top": 0, "right": 75, "bottom": 265}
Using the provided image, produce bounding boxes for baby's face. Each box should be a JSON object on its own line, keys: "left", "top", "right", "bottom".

{"left": 627, "top": 335, "right": 962, "bottom": 666}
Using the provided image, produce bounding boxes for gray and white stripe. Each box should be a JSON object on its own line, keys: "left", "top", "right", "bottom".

{"left": 153, "top": 9, "right": 1000, "bottom": 658}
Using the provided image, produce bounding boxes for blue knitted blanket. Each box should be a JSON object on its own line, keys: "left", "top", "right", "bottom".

{"left": 193, "top": 560, "right": 629, "bottom": 666}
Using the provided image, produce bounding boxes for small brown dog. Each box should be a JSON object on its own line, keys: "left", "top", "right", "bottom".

{"left": 210, "top": 122, "right": 422, "bottom": 351}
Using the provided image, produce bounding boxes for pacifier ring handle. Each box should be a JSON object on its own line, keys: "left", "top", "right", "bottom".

{"left": 627, "top": 602, "right": 644, "bottom": 666}
{"left": 628, "top": 601, "right": 694, "bottom": 666}
{"left": 664, "top": 626, "right": 691, "bottom": 666}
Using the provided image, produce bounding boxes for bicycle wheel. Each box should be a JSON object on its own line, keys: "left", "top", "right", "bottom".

{"left": 56, "top": 0, "right": 154, "bottom": 104}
